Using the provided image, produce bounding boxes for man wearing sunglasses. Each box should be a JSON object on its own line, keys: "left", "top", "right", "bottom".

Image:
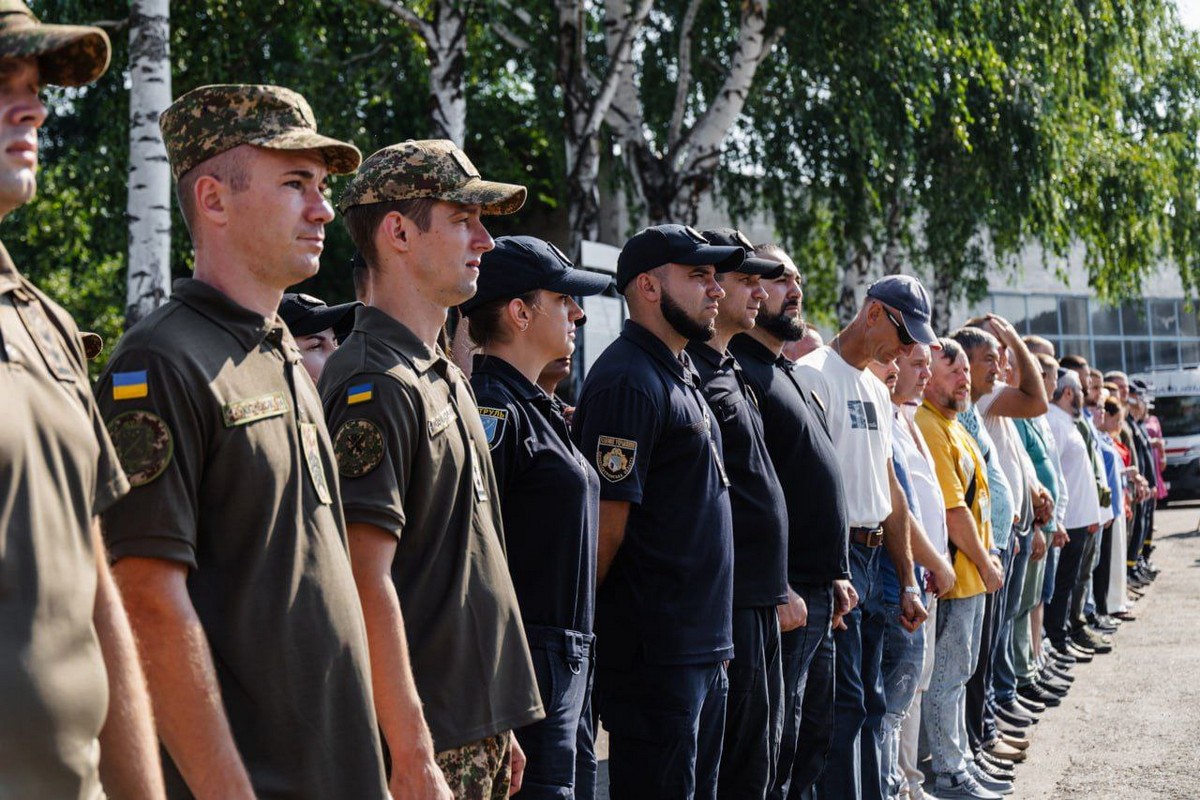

{"left": 793, "top": 275, "right": 939, "bottom": 800}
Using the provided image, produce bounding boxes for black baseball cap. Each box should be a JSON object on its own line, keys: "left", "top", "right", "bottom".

{"left": 615, "top": 224, "right": 745, "bottom": 292}
{"left": 865, "top": 275, "right": 938, "bottom": 347}
{"left": 279, "top": 293, "right": 360, "bottom": 339}
{"left": 701, "top": 228, "right": 785, "bottom": 278}
{"left": 460, "top": 235, "right": 613, "bottom": 316}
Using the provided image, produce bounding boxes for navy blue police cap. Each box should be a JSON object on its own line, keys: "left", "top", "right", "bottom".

{"left": 615, "top": 224, "right": 745, "bottom": 292}
{"left": 279, "top": 292, "right": 360, "bottom": 339}
{"left": 461, "top": 235, "right": 613, "bottom": 316}
{"left": 864, "top": 275, "right": 939, "bottom": 347}
{"left": 701, "top": 227, "right": 785, "bottom": 279}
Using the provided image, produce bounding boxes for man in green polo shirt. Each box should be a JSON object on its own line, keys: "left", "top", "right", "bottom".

{"left": 322, "top": 140, "right": 544, "bottom": 798}
{"left": 96, "top": 85, "right": 388, "bottom": 799}
{"left": 0, "top": 3, "right": 162, "bottom": 797}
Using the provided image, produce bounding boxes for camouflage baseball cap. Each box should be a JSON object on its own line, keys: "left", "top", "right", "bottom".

{"left": 338, "top": 139, "right": 526, "bottom": 215}
{"left": 159, "top": 84, "right": 362, "bottom": 181}
{"left": 0, "top": 0, "right": 110, "bottom": 87}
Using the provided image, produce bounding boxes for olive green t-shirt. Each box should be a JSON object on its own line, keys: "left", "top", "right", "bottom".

{"left": 96, "top": 279, "right": 387, "bottom": 799}
{"left": 320, "top": 306, "right": 543, "bottom": 752}
{"left": 0, "top": 242, "right": 128, "bottom": 800}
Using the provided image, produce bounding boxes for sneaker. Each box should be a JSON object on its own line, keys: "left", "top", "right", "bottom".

{"left": 978, "top": 751, "right": 1017, "bottom": 777}
{"left": 967, "top": 761, "right": 1014, "bottom": 795}
{"left": 934, "top": 771, "right": 1003, "bottom": 799}
{"left": 1065, "top": 642, "right": 1095, "bottom": 662}
{"left": 1072, "top": 630, "right": 1112, "bottom": 653}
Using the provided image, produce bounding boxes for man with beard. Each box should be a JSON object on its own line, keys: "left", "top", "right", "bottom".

{"left": 728, "top": 244, "right": 853, "bottom": 800}
{"left": 572, "top": 224, "right": 743, "bottom": 798}
{"left": 686, "top": 229, "right": 789, "bottom": 800}
{"left": 916, "top": 339, "right": 1001, "bottom": 800}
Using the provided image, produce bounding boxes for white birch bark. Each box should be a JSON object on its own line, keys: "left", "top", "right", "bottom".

{"left": 125, "top": 0, "right": 172, "bottom": 326}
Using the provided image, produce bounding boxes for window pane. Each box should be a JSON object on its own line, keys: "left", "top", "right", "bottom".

{"left": 1181, "top": 340, "right": 1200, "bottom": 367}
{"left": 1060, "top": 338, "right": 1091, "bottom": 363}
{"left": 1121, "top": 300, "right": 1148, "bottom": 337}
{"left": 1094, "top": 340, "right": 1124, "bottom": 373}
{"left": 1154, "top": 339, "right": 1180, "bottom": 370}
{"left": 1090, "top": 301, "right": 1121, "bottom": 336}
{"left": 992, "top": 295, "right": 1027, "bottom": 333}
{"left": 1125, "top": 340, "right": 1152, "bottom": 374}
{"left": 1181, "top": 304, "right": 1199, "bottom": 337}
{"left": 1059, "top": 297, "right": 1088, "bottom": 336}
{"left": 1027, "top": 296, "right": 1058, "bottom": 335}
{"left": 1149, "top": 299, "right": 1179, "bottom": 336}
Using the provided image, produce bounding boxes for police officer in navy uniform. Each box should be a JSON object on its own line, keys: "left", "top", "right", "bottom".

{"left": 687, "top": 229, "right": 790, "bottom": 800}
{"left": 462, "top": 236, "right": 611, "bottom": 799}
{"left": 572, "top": 224, "right": 743, "bottom": 799}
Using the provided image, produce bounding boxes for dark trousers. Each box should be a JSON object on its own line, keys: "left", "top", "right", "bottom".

{"left": 718, "top": 607, "right": 784, "bottom": 800}
{"left": 515, "top": 626, "right": 596, "bottom": 800}
{"left": 599, "top": 657, "right": 728, "bottom": 800}
{"left": 769, "top": 583, "right": 834, "bottom": 800}
{"left": 858, "top": 578, "right": 896, "bottom": 800}
{"left": 1092, "top": 521, "right": 1115, "bottom": 617}
{"left": 1128, "top": 501, "right": 1149, "bottom": 566}
{"left": 1046, "top": 526, "right": 1091, "bottom": 646}
{"left": 1070, "top": 528, "right": 1100, "bottom": 632}
{"left": 816, "top": 544, "right": 882, "bottom": 800}
{"left": 966, "top": 542, "right": 1009, "bottom": 752}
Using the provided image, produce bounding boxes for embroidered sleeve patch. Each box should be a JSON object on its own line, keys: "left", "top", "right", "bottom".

{"left": 112, "top": 370, "right": 149, "bottom": 401}
{"left": 597, "top": 435, "right": 637, "bottom": 482}
{"left": 107, "top": 410, "right": 174, "bottom": 487}
{"left": 333, "top": 419, "right": 385, "bottom": 478}
{"left": 347, "top": 382, "right": 374, "bottom": 405}
{"left": 477, "top": 407, "right": 508, "bottom": 450}
{"left": 222, "top": 392, "right": 289, "bottom": 427}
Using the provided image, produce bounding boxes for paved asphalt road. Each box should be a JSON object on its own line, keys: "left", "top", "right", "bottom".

{"left": 593, "top": 504, "right": 1200, "bottom": 798}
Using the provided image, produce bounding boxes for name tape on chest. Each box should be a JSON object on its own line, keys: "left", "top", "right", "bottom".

{"left": 222, "top": 392, "right": 289, "bottom": 427}
{"left": 597, "top": 435, "right": 637, "bottom": 482}
{"left": 477, "top": 407, "right": 509, "bottom": 450}
{"left": 428, "top": 404, "right": 456, "bottom": 437}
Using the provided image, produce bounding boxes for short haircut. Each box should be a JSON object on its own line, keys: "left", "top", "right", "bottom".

{"left": 963, "top": 315, "right": 988, "bottom": 328}
{"left": 753, "top": 242, "right": 789, "bottom": 262}
{"left": 1089, "top": 367, "right": 1102, "bottom": 378}
{"left": 343, "top": 197, "right": 437, "bottom": 265}
{"left": 949, "top": 326, "right": 999, "bottom": 356}
{"left": 1035, "top": 352, "right": 1059, "bottom": 372}
{"left": 1104, "top": 370, "right": 1129, "bottom": 383}
{"left": 1103, "top": 381, "right": 1120, "bottom": 395}
{"left": 1053, "top": 368, "right": 1081, "bottom": 400}
{"left": 1059, "top": 354, "right": 1089, "bottom": 371}
{"left": 351, "top": 251, "right": 369, "bottom": 303}
{"left": 937, "top": 336, "right": 964, "bottom": 364}
{"left": 1023, "top": 334, "right": 1055, "bottom": 355}
{"left": 176, "top": 147, "right": 251, "bottom": 236}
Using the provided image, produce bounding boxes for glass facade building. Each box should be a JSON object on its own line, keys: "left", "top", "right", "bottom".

{"left": 969, "top": 292, "right": 1200, "bottom": 374}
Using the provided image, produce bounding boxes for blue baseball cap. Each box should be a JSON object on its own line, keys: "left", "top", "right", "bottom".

{"left": 865, "top": 275, "right": 938, "bottom": 347}
{"left": 460, "top": 235, "right": 612, "bottom": 316}
{"left": 616, "top": 224, "right": 745, "bottom": 292}
{"left": 701, "top": 228, "right": 785, "bottom": 278}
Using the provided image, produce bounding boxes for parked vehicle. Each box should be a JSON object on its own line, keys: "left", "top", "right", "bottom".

{"left": 1133, "top": 369, "right": 1200, "bottom": 503}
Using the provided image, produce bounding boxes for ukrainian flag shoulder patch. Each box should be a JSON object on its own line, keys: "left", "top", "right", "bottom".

{"left": 112, "top": 370, "right": 148, "bottom": 401}
{"left": 347, "top": 382, "right": 374, "bottom": 405}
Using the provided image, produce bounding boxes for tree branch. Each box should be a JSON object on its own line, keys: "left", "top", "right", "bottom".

{"left": 491, "top": 21, "right": 531, "bottom": 51}
{"left": 594, "top": 0, "right": 654, "bottom": 143}
{"left": 91, "top": 17, "right": 130, "bottom": 34}
{"left": 372, "top": 0, "right": 435, "bottom": 43}
{"left": 668, "top": 0, "right": 702, "bottom": 150}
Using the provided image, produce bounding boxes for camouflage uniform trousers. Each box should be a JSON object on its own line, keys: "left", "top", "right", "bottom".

{"left": 435, "top": 730, "right": 512, "bottom": 800}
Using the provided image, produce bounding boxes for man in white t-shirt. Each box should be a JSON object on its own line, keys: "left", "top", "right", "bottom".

{"left": 795, "top": 275, "right": 936, "bottom": 800}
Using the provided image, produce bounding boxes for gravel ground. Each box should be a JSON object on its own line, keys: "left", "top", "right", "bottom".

{"left": 595, "top": 504, "right": 1200, "bottom": 799}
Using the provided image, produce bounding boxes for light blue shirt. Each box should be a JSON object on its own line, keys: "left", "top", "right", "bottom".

{"left": 959, "top": 404, "right": 1014, "bottom": 550}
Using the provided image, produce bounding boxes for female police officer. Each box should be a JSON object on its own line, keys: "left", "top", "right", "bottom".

{"left": 462, "top": 236, "right": 611, "bottom": 799}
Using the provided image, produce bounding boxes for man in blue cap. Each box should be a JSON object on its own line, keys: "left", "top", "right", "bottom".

{"left": 573, "top": 224, "right": 743, "bottom": 798}
{"left": 793, "top": 275, "right": 937, "bottom": 800}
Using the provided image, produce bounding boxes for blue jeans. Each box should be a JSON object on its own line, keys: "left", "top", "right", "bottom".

{"left": 993, "top": 530, "right": 1030, "bottom": 705}
{"left": 769, "top": 583, "right": 833, "bottom": 800}
{"left": 516, "top": 626, "right": 596, "bottom": 800}
{"left": 864, "top": 596, "right": 925, "bottom": 799}
{"left": 924, "top": 593, "right": 986, "bottom": 777}
{"left": 816, "top": 543, "right": 881, "bottom": 800}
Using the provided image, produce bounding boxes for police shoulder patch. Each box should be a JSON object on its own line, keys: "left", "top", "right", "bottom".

{"left": 477, "top": 407, "right": 509, "bottom": 450}
{"left": 596, "top": 434, "right": 637, "bottom": 483}
{"left": 333, "top": 418, "right": 385, "bottom": 478}
{"left": 107, "top": 410, "right": 174, "bottom": 488}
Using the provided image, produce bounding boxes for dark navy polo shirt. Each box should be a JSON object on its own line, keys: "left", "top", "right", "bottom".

{"left": 573, "top": 321, "right": 734, "bottom": 667}
{"left": 687, "top": 342, "right": 789, "bottom": 609}
{"left": 471, "top": 355, "right": 600, "bottom": 635}
{"left": 729, "top": 334, "right": 851, "bottom": 585}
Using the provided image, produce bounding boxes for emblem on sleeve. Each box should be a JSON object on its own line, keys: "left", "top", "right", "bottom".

{"left": 107, "top": 411, "right": 174, "bottom": 487}
{"left": 333, "top": 418, "right": 385, "bottom": 478}
{"left": 477, "top": 407, "right": 508, "bottom": 450}
{"left": 597, "top": 435, "right": 637, "bottom": 482}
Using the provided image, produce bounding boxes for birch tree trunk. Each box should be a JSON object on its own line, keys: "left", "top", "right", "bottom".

{"left": 125, "top": 0, "right": 172, "bottom": 327}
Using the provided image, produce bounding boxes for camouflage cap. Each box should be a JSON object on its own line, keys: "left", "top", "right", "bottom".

{"left": 159, "top": 84, "right": 362, "bottom": 181}
{"left": 338, "top": 139, "right": 526, "bottom": 215}
{"left": 0, "top": 0, "right": 110, "bottom": 87}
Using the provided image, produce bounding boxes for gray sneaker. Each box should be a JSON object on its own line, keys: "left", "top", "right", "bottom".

{"left": 933, "top": 771, "right": 1003, "bottom": 800}
{"left": 966, "top": 761, "right": 1013, "bottom": 795}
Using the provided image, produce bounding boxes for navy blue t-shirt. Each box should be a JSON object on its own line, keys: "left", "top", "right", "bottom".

{"left": 472, "top": 355, "right": 600, "bottom": 634}
{"left": 729, "top": 334, "right": 850, "bottom": 585}
{"left": 573, "top": 321, "right": 734, "bottom": 667}
{"left": 687, "top": 342, "right": 789, "bottom": 608}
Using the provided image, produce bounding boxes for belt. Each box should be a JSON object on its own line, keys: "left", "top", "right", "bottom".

{"left": 850, "top": 526, "right": 884, "bottom": 548}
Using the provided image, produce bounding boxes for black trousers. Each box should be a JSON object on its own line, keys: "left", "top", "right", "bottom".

{"left": 717, "top": 606, "right": 784, "bottom": 800}
{"left": 1070, "top": 528, "right": 1100, "bottom": 632}
{"left": 1092, "top": 521, "right": 1115, "bottom": 617}
{"left": 1046, "top": 526, "right": 1091, "bottom": 646}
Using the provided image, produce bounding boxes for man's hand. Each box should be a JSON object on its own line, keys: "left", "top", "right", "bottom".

{"left": 1052, "top": 525, "right": 1069, "bottom": 548}
{"left": 1030, "top": 530, "right": 1047, "bottom": 562}
{"left": 831, "top": 579, "right": 857, "bottom": 631}
{"left": 389, "top": 753, "right": 452, "bottom": 800}
{"left": 509, "top": 734, "right": 526, "bottom": 796}
{"left": 898, "top": 591, "right": 928, "bottom": 632}
{"left": 982, "top": 313, "right": 1021, "bottom": 348}
{"left": 982, "top": 556, "right": 1004, "bottom": 594}
{"left": 777, "top": 587, "right": 808, "bottom": 632}
{"left": 1087, "top": 523, "right": 1099, "bottom": 534}
{"left": 930, "top": 556, "right": 957, "bottom": 598}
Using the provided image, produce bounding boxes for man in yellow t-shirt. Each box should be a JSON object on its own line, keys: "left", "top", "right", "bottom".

{"left": 915, "top": 338, "right": 1005, "bottom": 797}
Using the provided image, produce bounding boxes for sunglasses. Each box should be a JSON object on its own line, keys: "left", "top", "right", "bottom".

{"left": 882, "top": 306, "right": 916, "bottom": 346}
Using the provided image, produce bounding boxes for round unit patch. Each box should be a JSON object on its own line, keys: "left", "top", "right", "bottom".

{"left": 334, "top": 418, "right": 385, "bottom": 478}
{"left": 107, "top": 410, "right": 174, "bottom": 487}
